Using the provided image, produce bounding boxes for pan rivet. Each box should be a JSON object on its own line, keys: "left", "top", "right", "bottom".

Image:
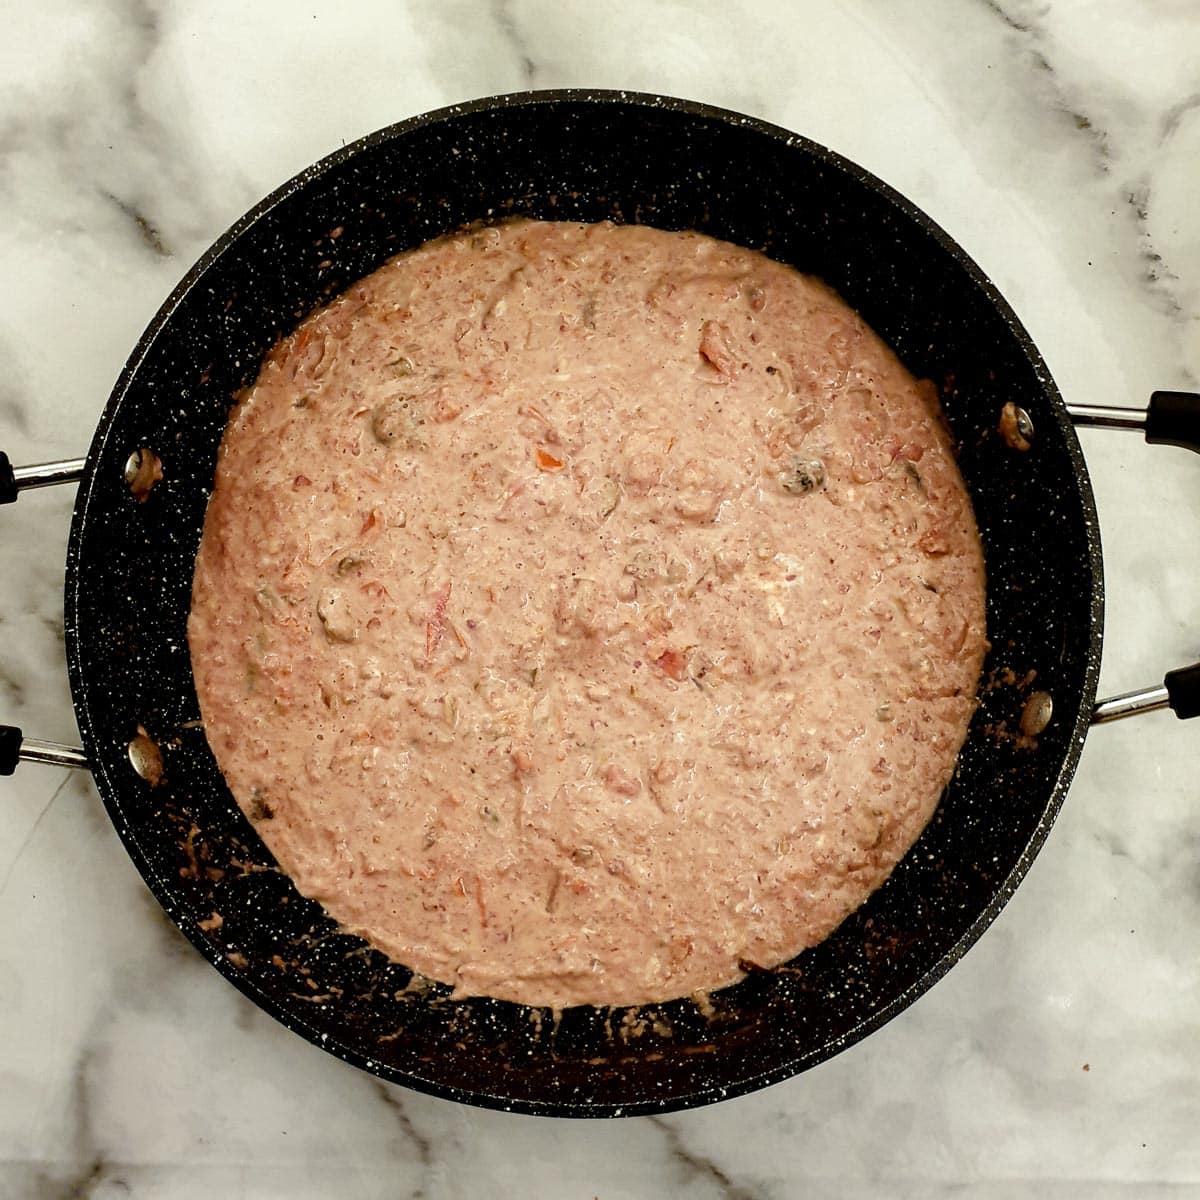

{"left": 1020, "top": 690, "right": 1053, "bottom": 737}
{"left": 998, "top": 403, "right": 1034, "bottom": 452}
{"left": 128, "top": 727, "right": 164, "bottom": 786}
{"left": 124, "top": 448, "right": 163, "bottom": 501}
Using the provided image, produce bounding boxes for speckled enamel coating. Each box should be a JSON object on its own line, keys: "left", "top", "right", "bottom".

{"left": 62, "top": 91, "right": 1104, "bottom": 1117}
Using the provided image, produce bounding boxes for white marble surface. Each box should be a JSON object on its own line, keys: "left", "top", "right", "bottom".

{"left": 1, "top": 0, "right": 1198, "bottom": 1195}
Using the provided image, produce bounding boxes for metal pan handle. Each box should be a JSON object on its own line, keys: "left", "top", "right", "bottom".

{"left": 1091, "top": 664, "right": 1200, "bottom": 724}
{"left": 1068, "top": 390, "right": 1200, "bottom": 454}
{"left": 1, "top": 452, "right": 89, "bottom": 770}
{"left": 0, "top": 453, "right": 87, "bottom": 503}
{"left": 0, "top": 728, "right": 88, "bottom": 773}
{"left": 1066, "top": 390, "right": 1200, "bottom": 724}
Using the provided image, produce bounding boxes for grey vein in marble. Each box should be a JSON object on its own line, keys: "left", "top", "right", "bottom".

{"left": 0, "top": 770, "right": 72, "bottom": 900}
{"left": 100, "top": 189, "right": 172, "bottom": 260}
{"left": 492, "top": 0, "right": 537, "bottom": 88}
{"left": 370, "top": 1082, "right": 436, "bottom": 1196}
{"left": 647, "top": 1115, "right": 765, "bottom": 1200}
{"left": 978, "top": 0, "right": 1200, "bottom": 344}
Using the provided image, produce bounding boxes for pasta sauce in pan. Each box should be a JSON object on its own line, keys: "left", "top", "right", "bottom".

{"left": 189, "top": 220, "right": 986, "bottom": 1008}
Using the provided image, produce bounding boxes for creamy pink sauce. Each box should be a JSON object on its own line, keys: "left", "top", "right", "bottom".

{"left": 188, "top": 220, "right": 987, "bottom": 1008}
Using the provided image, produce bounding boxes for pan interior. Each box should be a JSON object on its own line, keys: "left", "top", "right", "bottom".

{"left": 64, "top": 92, "right": 1101, "bottom": 1116}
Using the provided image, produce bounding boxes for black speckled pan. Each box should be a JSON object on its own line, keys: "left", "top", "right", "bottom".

{"left": 60, "top": 91, "right": 1102, "bottom": 1116}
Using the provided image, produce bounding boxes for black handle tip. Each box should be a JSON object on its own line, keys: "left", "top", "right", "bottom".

{"left": 0, "top": 725, "right": 21, "bottom": 775}
{"left": 1165, "top": 663, "right": 1200, "bottom": 721}
{"left": 1146, "top": 391, "right": 1200, "bottom": 455}
{"left": 0, "top": 453, "right": 16, "bottom": 505}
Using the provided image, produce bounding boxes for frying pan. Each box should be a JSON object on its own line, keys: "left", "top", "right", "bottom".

{"left": 2, "top": 91, "right": 1197, "bottom": 1118}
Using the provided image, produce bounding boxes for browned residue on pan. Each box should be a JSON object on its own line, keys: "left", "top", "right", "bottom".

{"left": 618, "top": 1009, "right": 673, "bottom": 1041}
{"left": 980, "top": 665, "right": 1052, "bottom": 751}
{"left": 124, "top": 448, "right": 163, "bottom": 501}
{"left": 998, "top": 402, "right": 1032, "bottom": 451}
{"left": 176, "top": 823, "right": 224, "bottom": 883}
